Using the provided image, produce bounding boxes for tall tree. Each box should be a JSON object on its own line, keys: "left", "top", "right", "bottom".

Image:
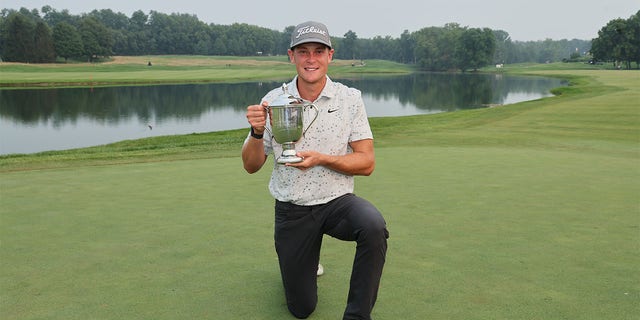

{"left": 78, "top": 16, "right": 113, "bottom": 61}
{"left": 89, "top": 9, "right": 129, "bottom": 30}
{"left": 209, "top": 24, "right": 227, "bottom": 55}
{"left": 629, "top": 11, "right": 640, "bottom": 67}
{"left": 414, "top": 26, "right": 441, "bottom": 70}
{"left": 414, "top": 24, "right": 463, "bottom": 71}
{"left": 127, "top": 10, "right": 150, "bottom": 55}
{"left": 33, "top": 21, "right": 55, "bottom": 62}
{"left": 492, "top": 30, "right": 512, "bottom": 64}
{"left": 42, "top": 7, "right": 78, "bottom": 28}
{"left": 456, "top": 27, "right": 496, "bottom": 71}
{"left": 2, "top": 12, "right": 35, "bottom": 62}
{"left": 592, "top": 18, "right": 629, "bottom": 68}
{"left": 88, "top": 9, "right": 130, "bottom": 55}
{"left": 53, "top": 21, "right": 83, "bottom": 61}
{"left": 342, "top": 30, "right": 358, "bottom": 60}
{"left": 281, "top": 25, "right": 295, "bottom": 53}
{"left": 399, "top": 30, "right": 415, "bottom": 64}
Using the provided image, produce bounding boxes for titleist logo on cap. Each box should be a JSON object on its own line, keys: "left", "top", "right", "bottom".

{"left": 290, "top": 21, "right": 332, "bottom": 48}
{"left": 295, "top": 25, "right": 327, "bottom": 39}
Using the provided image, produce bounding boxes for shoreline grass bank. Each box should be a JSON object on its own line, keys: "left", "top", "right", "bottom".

{"left": 0, "top": 55, "right": 412, "bottom": 88}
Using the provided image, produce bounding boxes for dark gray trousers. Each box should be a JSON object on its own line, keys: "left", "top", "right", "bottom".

{"left": 274, "top": 193, "right": 389, "bottom": 320}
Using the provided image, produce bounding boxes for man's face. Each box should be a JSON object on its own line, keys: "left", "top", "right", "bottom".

{"left": 288, "top": 43, "right": 334, "bottom": 85}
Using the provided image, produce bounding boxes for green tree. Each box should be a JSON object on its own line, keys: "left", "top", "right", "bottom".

{"left": 147, "top": 11, "right": 209, "bottom": 54}
{"left": 342, "top": 30, "right": 358, "bottom": 60}
{"left": 4, "top": 4, "right": 610, "bottom": 64}
{"left": 173, "top": 13, "right": 209, "bottom": 54}
{"left": 611, "top": 10, "right": 640, "bottom": 69}
{"left": 591, "top": 11, "right": 640, "bottom": 69}
{"left": 88, "top": 9, "right": 130, "bottom": 55}
{"left": 130, "top": 10, "right": 148, "bottom": 30}
{"left": 33, "top": 21, "right": 55, "bottom": 62}
{"left": 456, "top": 27, "right": 496, "bottom": 71}
{"left": 127, "top": 10, "right": 150, "bottom": 55}
{"left": 414, "top": 26, "right": 441, "bottom": 70}
{"left": 399, "top": 30, "right": 416, "bottom": 64}
{"left": 89, "top": 9, "right": 129, "bottom": 30}
{"left": 628, "top": 11, "right": 640, "bottom": 67}
{"left": 363, "top": 35, "right": 399, "bottom": 60}
{"left": 53, "top": 21, "right": 83, "bottom": 61}
{"left": 492, "top": 30, "right": 513, "bottom": 64}
{"left": 78, "top": 16, "right": 113, "bottom": 61}
{"left": 209, "top": 24, "right": 227, "bottom": 55}
{"left": 194, "top": 30, "right": 210, "bottom": 55}
{"left": 219, "top": 23, "right": 277, "bottom": 56}
{"left": 2, "top": 12, "right": 35, "bottom": 62}
{"left": 414, "top": 24, "right": 463, "bottom": 71}
{"left": 42, "top": 7, "right": 78, "bottom": 28}
{"left": 281, "top": 25, "right": 295, "bottom": 53}
{"left": 441, "top": 23, "right": 464, "bottom": 70}
{"left": 592, "top": 18, "right": 628, "bottom": 67}
{"left": 211, "top": 34, "right": 228, "bottom": 55}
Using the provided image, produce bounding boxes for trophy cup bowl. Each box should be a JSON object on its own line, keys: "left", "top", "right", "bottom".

{"left": 265, "top": 84, "right": 318, "bottom": 164}
{"left": 270, "top": 105, "right": 305, "bottom": 163}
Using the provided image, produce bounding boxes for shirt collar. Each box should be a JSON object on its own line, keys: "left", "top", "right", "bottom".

{"left": 290, "top": 75, "right": 335, "bottom": 103}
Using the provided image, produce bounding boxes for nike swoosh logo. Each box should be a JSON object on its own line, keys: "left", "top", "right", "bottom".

{"left": 328, "top": 108, "right": 340, "bottom": 113}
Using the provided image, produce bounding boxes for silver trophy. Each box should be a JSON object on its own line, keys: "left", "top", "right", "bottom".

{"left": 265, "top": 83, "right": 319, "bottom": 164}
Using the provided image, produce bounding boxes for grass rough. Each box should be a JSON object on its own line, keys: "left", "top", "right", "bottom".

{"left": 0, "top": 62, "right": 638, "bottom": 320}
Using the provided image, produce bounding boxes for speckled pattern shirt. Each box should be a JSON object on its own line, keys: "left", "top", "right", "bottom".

{"left": 251, "top": 76, "right": 373, "bottom": 206}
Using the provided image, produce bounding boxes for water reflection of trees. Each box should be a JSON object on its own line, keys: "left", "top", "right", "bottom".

{"left": 341, "top": 73, "right": 564, "bottom": 112}
{"left": 0, "top": 81, "right": 281, "bottom": 126}
{"left": 0, "top": 75, "right": 563, "bottom": 125}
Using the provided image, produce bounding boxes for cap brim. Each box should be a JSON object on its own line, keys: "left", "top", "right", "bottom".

{"left": 291, "top": 39, "right": 332, "bottom": 49}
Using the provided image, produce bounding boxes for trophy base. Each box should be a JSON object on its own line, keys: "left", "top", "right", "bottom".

{"left": 277, "top": 155, "right": 303, "bottom": 164}
{"left": 277, "top": 147, "right": 302, "bottom": 164}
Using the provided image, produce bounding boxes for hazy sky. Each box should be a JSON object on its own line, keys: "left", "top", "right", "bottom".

{"left": 3, "top": 0, "right": 637, "bottom": 41}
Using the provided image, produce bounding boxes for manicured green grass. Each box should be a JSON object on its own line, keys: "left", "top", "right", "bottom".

{"left": 1, "top": 64, "right": 638, "bottom": 319}
{"left": 0, "top": 130, "right": 246, "bottom": 172}
{"left": 0, "top": 55, "right": 412, "bottom": 88}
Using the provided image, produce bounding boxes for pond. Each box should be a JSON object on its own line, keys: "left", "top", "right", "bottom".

{"left": 0, "top": 73, "right": 566, "bottom": 155}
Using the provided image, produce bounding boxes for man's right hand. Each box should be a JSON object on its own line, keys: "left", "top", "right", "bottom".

{"left": 246, "top": 101, "right": 268, "bottom": 134}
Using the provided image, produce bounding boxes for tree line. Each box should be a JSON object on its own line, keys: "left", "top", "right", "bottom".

{"left": 2, "top": 6, "right": 634, "bottom": 70}
{"left": 590, "top": 10, "right": 640, "bottom": 69}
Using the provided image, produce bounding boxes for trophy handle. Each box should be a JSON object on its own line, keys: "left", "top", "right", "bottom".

{"left": 264, "top": 106, "right": 273, "bottom": 137}
{"left": 262, "top": 105, "right": 272, "bottom": 137}
{"left": 302, "top": 104, "right": 319, "bottom": 137}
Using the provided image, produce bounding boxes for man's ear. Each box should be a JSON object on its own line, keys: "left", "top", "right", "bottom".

{"left": 287, "top": 49, "right": 295, "bottom": 63}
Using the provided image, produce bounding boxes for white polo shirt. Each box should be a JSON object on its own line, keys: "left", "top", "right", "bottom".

{"left": 257, "top": 76, "right": 373, "bottom": 206}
